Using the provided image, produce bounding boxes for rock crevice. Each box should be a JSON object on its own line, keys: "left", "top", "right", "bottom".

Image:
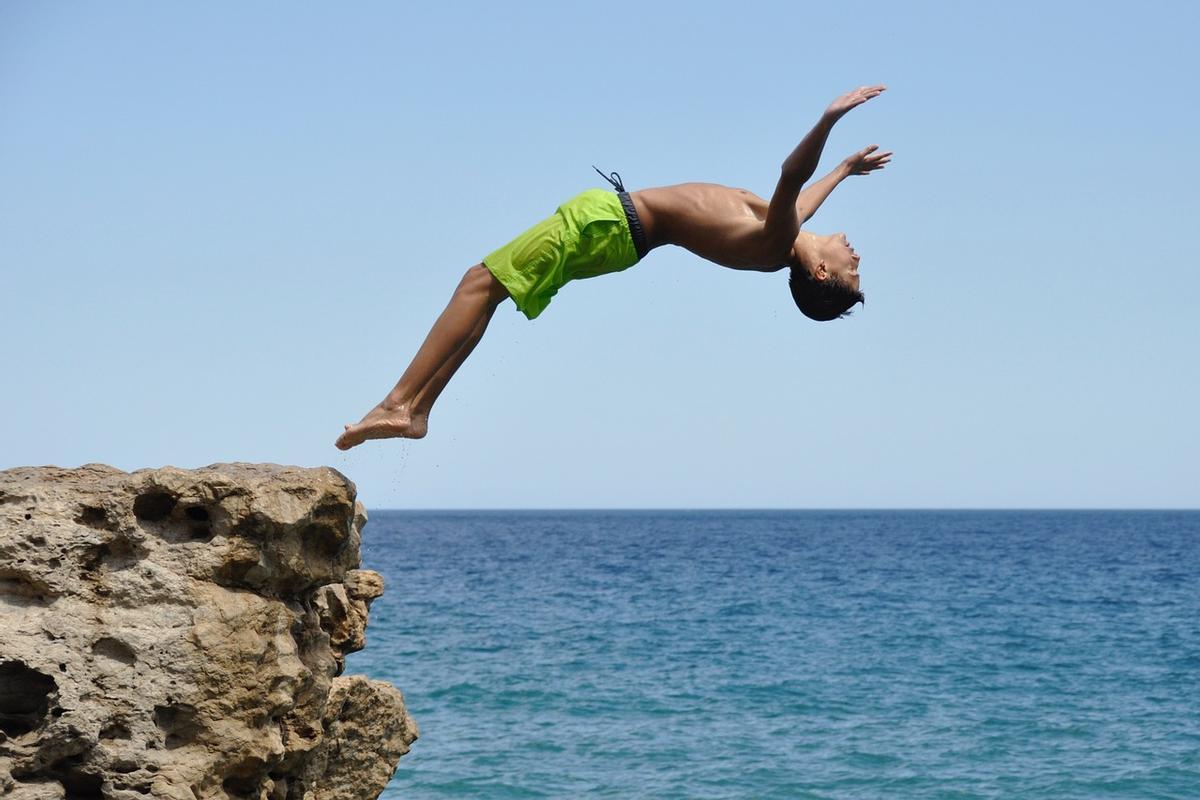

{"left": 0, "top": 463, "right": 416, "bottom": 800}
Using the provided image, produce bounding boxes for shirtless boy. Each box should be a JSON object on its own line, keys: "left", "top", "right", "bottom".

{"left": 336, "top": 85, "right": 889, "bottom": 449}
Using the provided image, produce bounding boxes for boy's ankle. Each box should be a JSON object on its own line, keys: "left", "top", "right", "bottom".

{"left": 379, "top": 399, "right": 411, "bottom": 415}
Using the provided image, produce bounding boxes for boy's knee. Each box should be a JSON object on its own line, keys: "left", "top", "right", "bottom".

{"left": 475, "top": 264, "right": 511, "bottom": 305}
{"left": 461, "top": 263, "right": 509, "bottom": 306}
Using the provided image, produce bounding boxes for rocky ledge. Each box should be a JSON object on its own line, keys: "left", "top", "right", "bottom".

{"left": 0, "top": 464, "right": 416, "bottom": 800}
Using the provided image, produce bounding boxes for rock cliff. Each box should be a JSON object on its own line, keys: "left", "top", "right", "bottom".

{"left": 0, "top": 464, "right": 416, "bottom": 800}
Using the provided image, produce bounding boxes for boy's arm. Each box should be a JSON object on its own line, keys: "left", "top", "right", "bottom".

{"left": 763, "top": 85, "right": 886, "bottom": 250}
{"left": 794, "top": 144, "right": 892, "bottom": 223}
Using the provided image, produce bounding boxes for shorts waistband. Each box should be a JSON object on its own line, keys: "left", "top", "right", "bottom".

{"left": 617, "top": 191, "right": 649, "bottom": 261}
{"left": 592, "top": 166, "right": 648, "bottom": 261}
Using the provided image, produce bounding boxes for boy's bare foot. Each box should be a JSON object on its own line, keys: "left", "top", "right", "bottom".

{"left": 335, "top": 405, "right": 428, "bottom": 450}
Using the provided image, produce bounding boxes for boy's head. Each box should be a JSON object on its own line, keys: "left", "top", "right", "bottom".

{"left": 789, "top": 232, "right": 865, "bottom": 321}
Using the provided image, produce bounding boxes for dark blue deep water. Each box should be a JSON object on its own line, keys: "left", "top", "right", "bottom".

{"left": 346, "top": 511, "right": 1200, "bottom": 799}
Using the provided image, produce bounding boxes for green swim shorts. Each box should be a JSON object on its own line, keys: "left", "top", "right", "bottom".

{"left": 483, "top": 188, "right": 642, "bottom": 320}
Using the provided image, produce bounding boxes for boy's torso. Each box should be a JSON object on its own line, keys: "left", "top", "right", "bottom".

{"left": 631, "top": 183, "right": 787, "bottom": 272}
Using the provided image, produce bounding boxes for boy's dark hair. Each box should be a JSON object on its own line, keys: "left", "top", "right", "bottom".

{"left": 788, "top": 265, "right": 865, "bottom": 321}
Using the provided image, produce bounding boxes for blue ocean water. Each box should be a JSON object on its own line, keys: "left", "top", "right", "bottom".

{"left": 347, "top": 511, "right": 1200, "bottom": 799}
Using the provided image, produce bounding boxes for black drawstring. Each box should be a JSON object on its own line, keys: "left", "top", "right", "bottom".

{"left": 592, "top": 165, "right": 625, "bottom": 193}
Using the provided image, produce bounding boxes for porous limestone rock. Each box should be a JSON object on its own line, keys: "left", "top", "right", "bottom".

{"left": 0, "top": 464, "right": 417, "bottom": 800}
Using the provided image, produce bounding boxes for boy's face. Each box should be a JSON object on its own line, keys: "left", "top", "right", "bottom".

{"left": 794, "top": 232, "right": 860, "bottom": 290}
{"left": 819, "top": 233, "right": 861, "bottom": 289}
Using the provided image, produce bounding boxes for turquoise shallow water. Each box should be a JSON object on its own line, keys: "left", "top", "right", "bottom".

{"left": 346, "top": 511, "right": 1200, "bottom": 799}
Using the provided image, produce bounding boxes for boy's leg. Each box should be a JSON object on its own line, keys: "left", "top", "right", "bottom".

{"left": 335, "top": 263, "right": 509, "bottom": 449}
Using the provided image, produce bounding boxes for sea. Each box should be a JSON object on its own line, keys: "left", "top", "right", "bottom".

{"left": 345, "top": 511, "right": 1200, "bottom": 799}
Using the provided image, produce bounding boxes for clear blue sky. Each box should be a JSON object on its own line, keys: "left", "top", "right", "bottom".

{"left": 3, "top": 1, "right": 1197, "bottom": 508}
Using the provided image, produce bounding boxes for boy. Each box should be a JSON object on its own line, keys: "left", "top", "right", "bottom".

{"left": 336, "top": 85, "right": 889, "bottom": 449}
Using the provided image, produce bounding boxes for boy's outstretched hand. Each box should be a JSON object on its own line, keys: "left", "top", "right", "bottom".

{"left": 825, "top": 85, "right": 886, "bottom": 120}
{"left": 843, "top": 144, "right": 892, "bottom": 176}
